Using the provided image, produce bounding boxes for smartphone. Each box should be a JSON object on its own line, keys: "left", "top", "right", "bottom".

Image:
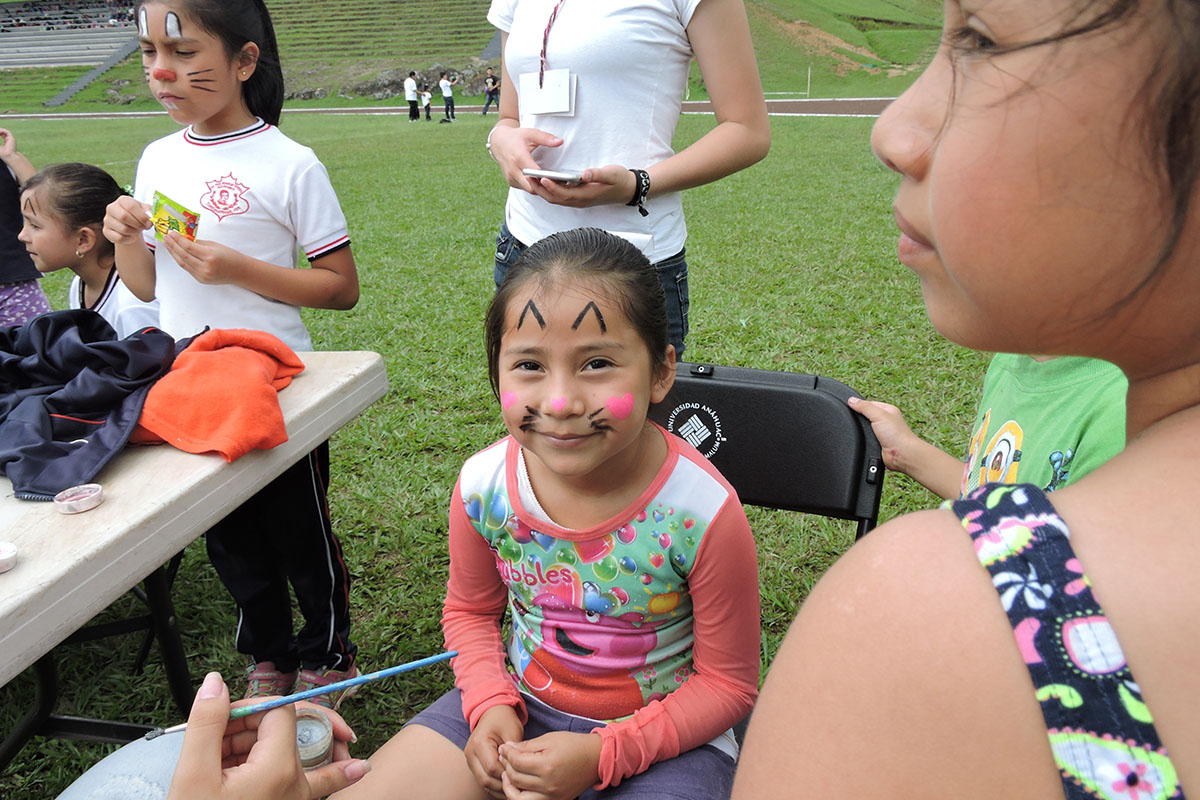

{"left": 522, "top": 168, "right": 584, "bottom": 186}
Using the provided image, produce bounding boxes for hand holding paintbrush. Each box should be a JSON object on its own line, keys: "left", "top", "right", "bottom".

{"left": 148, "top": 651, "right": 458, "bottom": 740}
{"left": 158, "top": 651, "right": 456, "bottom": 800}
{"left": 164, "top": 671, "right": 368, "bottom": 800}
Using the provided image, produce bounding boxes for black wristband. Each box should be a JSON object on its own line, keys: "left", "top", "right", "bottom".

{"left": 626, "top": 168, "right": 650, "bottom": 217}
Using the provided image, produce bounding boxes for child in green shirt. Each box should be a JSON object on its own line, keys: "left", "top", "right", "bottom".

{"left": 850, "top": 354, "right": 1127, "bottom": 500}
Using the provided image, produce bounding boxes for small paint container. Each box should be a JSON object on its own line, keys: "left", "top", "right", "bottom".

{"left": 295, "top": 708, "right": 334, "bottom": 770}
{"left": 0, "top": 541, "right": 17, "bottom": 574}
{"left": 54, "top": 483, "right": 104, "bottom": 514}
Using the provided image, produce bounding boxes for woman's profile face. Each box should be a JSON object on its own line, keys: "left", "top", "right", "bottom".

{"left": 870, "top": 0, "right": 1181, "bottom": 363}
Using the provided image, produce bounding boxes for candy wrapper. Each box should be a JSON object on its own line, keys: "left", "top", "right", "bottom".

{"left": 152, "top": 191, "right": 200, "bottom": 242}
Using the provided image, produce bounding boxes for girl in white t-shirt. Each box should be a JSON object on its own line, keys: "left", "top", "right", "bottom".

{"left": 19, "top": 162, "right": 159, "bottom": 337}
{"left": 104, "top": 0, "right": 363, "bottom": 707}
{"left": 421, "top": 85, "right": 433, "bottom": 120}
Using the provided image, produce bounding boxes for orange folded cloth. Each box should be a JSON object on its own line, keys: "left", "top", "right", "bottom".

{"left": 131, "top": 328, "right": 306, "bottom": 462}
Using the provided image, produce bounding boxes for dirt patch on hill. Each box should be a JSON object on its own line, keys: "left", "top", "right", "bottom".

{"left": 747, "top": 3, "right": 908, "bottom": 77}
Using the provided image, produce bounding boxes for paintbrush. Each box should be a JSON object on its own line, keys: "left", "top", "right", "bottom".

{"left": 144, "top": 650, "right": 457, "bottom": 740}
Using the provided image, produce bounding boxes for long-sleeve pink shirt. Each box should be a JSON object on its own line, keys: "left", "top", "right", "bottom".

{"left": 443, "top": 426, "right": 760, "bottom": 788}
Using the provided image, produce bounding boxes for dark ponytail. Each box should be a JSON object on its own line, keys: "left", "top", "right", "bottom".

{"left": 244, "top": 0, "right": 284, "bottom": 126}
{"left": 141, "top": 0, "right": 284, "bottom": 125}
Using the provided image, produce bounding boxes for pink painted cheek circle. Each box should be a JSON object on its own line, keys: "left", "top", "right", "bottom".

{"left": 605, "top": 392, "right": 635, "bottom": 419}
{"left": 501, "top": 391, "right": 518, "bottom": 409}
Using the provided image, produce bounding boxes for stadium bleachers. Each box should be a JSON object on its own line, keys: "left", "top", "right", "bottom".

{"left": 0, "top": 26, "right": 134, "bottom": 68}
{"left": 1, "top": 1, "right": 135, "bottom": 69}
{"left": 1, "top": 1, "right": 133, "bottom": 31}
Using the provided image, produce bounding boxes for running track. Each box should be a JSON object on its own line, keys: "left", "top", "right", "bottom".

{"left": 0, "top": 97, "right": 894, "bottom": 121}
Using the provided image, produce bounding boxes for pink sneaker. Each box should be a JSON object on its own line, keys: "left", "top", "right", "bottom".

{"left": 244, "top": 661, "right": 298, "bottom": 699}
{"left": 295, "top": 664, "right": 360, "bottom": 710}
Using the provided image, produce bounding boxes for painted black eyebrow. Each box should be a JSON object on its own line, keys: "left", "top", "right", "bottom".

{"left": 572, "top": 301, "right": 606, "bottom": 333}
{"left": 517, "top": 299, "right": 545, "bottom": 329}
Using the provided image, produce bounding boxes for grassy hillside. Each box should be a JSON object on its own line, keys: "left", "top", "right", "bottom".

{"left": 745, "top": 0, "right": 941, "bottom": 96}
{"left": 0, "top": 0, "right": 943, "bottom": 112}
{"left": 270, "top": 0, "right": 493, "bottom": 62}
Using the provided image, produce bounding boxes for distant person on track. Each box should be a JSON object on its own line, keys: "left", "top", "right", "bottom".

{"left": 439, "top": 71, "right": 459, "bottom": 121}
{"left": 481, "top": 66, "right": 499, "bottom": 115}
{"left": 405, "top": 71, "right": 419, "bottom": 122}
{"left": 421, "top": 84, "right": 433, "bottom": 120}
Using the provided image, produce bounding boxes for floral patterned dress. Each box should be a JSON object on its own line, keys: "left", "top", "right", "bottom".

{"left": 950, "top": 484, "right": 1186, "bottom": 800}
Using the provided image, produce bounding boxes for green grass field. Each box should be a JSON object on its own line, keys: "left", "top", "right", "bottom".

{"left": 0, "top": 107, "right": 987, "bottom": 794}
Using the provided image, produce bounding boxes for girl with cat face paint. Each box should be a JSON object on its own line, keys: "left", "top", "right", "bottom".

{"left": 334, "top": 229, "right": 760, "bottom": 800}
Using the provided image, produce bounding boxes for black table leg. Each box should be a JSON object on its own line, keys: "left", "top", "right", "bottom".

{"left": 0, "top": 562, "right": 194, "bottom": 770}
{"left": 0, "top": 654, "right": 57, "bottom": 772}
{"left": 142, "top": 564, "right": 194, "bottom": 716}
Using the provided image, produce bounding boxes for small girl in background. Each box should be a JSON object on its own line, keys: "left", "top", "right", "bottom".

{"left": 335, "top": 228, "right": 760, "bottom": 800}
{"left": 104, "top": 0, "right": 361, "bottom": 705}
{"left": 19, "top": 163, "right": 159, "bottom": 337}
{"left": 420, "top": 85, "right": 433, "bottom": 121}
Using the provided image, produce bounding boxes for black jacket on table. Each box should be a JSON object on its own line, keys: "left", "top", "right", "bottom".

{"left": 0, "top": 309, "right": 176, "bottom": 499}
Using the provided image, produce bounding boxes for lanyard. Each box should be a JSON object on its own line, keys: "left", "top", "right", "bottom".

{"left": 539, "top": 0, "right": 565, "bottom": 88}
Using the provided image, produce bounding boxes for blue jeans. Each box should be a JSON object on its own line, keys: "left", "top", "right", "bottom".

{"left": 493, "top": 223, "right": 689, "bottom": 357}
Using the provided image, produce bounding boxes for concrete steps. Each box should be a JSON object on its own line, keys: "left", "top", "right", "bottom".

{"left": 0, "top": 26, "right": 136, "bottom": 70}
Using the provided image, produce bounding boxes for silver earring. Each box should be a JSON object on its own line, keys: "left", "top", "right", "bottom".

{"left": 75, "top": 249, "right": 82, "bottom": 259}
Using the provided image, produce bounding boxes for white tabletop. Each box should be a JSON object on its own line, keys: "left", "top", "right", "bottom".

{"left": 0, "top": 350, "right": 388, "bottom": 688}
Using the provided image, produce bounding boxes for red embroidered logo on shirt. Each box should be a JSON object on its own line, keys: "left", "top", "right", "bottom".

{"left": 200, "top": 173, "right": 250, "bottom": 220}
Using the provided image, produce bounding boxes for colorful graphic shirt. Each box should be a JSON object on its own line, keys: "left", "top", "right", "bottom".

{"left": 961, "top": 355, "right": 1126, "bottom": 496}
{"left": 951, "top": 484, "right": 1185, "bottom": 800}
{"left": 443, "top": 426, "right": 759, "bottom": 787}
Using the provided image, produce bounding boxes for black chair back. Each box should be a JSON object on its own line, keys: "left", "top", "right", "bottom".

{"left": 649, "top": 362, "right": 884, "bottom": 538}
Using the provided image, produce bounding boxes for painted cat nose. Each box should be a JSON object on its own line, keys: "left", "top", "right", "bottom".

{"left": 152, "top": 68, "right": 177, "bottom": 82}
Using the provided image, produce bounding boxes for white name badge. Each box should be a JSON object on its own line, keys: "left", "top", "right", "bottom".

{"left": 518, "top": 68, "right": 576, "bottom": 116}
